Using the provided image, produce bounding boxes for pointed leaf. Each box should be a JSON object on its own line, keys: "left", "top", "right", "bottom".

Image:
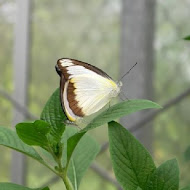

{"left": 0, "top": 183, "right": 49, "bottom": 190}
{"left": 0, "top": 127, "right": 44, "bottom": 163}
{"left": 108, "top": 121, "right": 156, "bottom": 190}
{"left": 16, "top": 120, "right": 50, "bottom": 148}
{"left": 40, "top": 88, "right": 66, "bottom": 142}
{"left": 81, "top": 99, "right": 161, "bottom": 132}
{"left": 145, "top": 159, "right": 179, "bottom": 190}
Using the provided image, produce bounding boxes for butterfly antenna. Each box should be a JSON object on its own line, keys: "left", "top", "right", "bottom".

{"left": 120, "top": 62, "right": 137, "bottom": 81}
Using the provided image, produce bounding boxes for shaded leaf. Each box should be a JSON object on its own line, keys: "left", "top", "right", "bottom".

{"left": 145, "top": 159, "right": 179, "bottom": 190}
{"left": 81, "top": 99, "right": 161, "bottom": 132}
{"left": 184, "top": 35, "right": 190, "bottom": 40}
{"left": 66, "top": 132, "right": 86, "bottom": 167}
{"left": 62, "top": 127, "right": 100, "bottom": 190}
{"left": 108, "top": 121, "right": 156, "bottom": 190}
{"left": 0, "top": 127, "right": 44, "bottom": 163}
{"left": 0, "top": 183, "right": 49, "bottom": 190}
{"left": 181, "top": 185, "right": 190, "bottom": 190}
{"left": 184, "top": 146, "right": 190, "bottom": 161}
{"left": 61, "top": 127, "right": 78, "bottom": 167}
{"left": 40, "top": 88, "right": 66, "bottom": 142}
{"left": 16, "top": 120, "right": 50, "bottom": 148}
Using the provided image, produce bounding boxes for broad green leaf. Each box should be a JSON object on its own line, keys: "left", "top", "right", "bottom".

{"left": 145, "top": 159, "right": 179, "bottom": 190}
{"left": 62, "top": 127, "right": 100, "bottom": 190}
{"left": 81, "top": 99, "right": 161, "bottom": 132}
{"left": 40, "top": 88, "right": 66, "bottom": 142}
{"left": 136, "top": 187, "right": 142, "bottom": 190}
{"left": 184, "top": 146, "right": 190, "bottom": 161}
{"left": 181, "top": 185, "right": 190, "bottom": 190}
{"left": 0, "top": 127, "right": 44, "bottom": 163}
{"left": 16, "top": 120, "right": 50, "bottom": 148}
{"left": 0, "top": 183, "right": 49, "bottom": 190}
{"left": 108, "top": 121, "right": 156, "bottom": 190}
{"left": 184, "top": 35, "right": 190, "bottom": 40}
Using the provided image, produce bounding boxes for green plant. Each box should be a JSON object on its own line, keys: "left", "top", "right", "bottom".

{"left": 0, "top": 88, "right": 189, "bottom": 190}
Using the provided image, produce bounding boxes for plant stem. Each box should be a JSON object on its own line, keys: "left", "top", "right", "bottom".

{"left": 62, "top": 171, "right": 73, "bottom": 190}
{"left": 48, "top": 146, "right": 73, "bottom": 190}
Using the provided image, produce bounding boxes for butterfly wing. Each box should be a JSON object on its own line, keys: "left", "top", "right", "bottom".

{"left": 56, "top": 58, "right": 120, "bottom": 122}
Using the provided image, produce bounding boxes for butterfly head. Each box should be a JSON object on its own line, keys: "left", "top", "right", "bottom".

{"left": 109, "top": 81, "right": 122, "bottom": 98}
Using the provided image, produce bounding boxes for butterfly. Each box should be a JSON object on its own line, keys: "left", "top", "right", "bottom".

{"left": 55, "top": 58, "right": 122, "bottom": 124}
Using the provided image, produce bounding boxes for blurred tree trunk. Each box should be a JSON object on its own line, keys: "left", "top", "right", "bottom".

{"left": 12, "top": 0, "right": 32, "bottom": 184}
{"left": 120, "top": 0, "right": 156, "bottom": 153}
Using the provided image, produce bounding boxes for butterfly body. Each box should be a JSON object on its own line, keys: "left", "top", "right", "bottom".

{"left": 56, "top": 58, "right": 122, "bottom": 123}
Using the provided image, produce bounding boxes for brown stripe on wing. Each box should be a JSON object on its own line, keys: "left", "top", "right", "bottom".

{"left": 59, "top": 75, "right": 68, "bottom": 118}
{"left": 56, "top": 60, "right": 70, "bottom": 80}
{"left": 57, "top": 58, "right": 112, "bottom": 80}
{"left": 67, "top": 82, "right": 85, "bottom": 117}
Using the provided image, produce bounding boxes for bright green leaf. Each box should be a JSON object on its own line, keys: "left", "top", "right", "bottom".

{"left": 81, "top": 99, "right": 161, "bottom": 132}
{"left": 145, "top": 159, "right": 179, "bottom": 190}
{"left": 16, "top": 120, "right": 50, "bottom": 148}
{"left": 0, "top": 183, "right": 49, "bottom": 190}
{"left": 0, "top": 127, "right": 44, "bottom": 164}
{"left": 40, "top": 88, "right": 66, "bottom": 142}
{"left": 108, "top": 121, "right": 156, "bottom": 190}
{"left": 184, "top": 35, "right": 190, "bottom": 40}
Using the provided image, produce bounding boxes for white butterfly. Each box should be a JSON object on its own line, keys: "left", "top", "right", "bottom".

{"left": 55, "top": 58, "right": 122, "bottom": 124}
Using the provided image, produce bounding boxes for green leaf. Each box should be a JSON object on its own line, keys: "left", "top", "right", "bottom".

{"left": 62, "top": 127, "right": 100, "bottom": 190}
{"left": 181, "top": 185, "right": 190, "bottom": 190}
{"left": 0, "top": 183, "right": 49, "bottom": 190}
{"left": 16, "top": 120, "right": 50, "bottom": 148}
{"left": 184, "top": 146, "right": 190, "bottom": 161}
{"left": 66, "top": 132, "right": 86, "bottom": 167}
{"left": 184, "top": 35, "right": 190, "bottom": 40}
{"left": 81, "top": 99, "right": 161, "bottom": 132}
{"left": 0, "top": 127, "right": 44, "bottom": 163}
{"left": 61, "top": 127, "right": 79, "bottom": 167}
{"left": 145, "top": 159, "right": 179, "bottom": 190}
{"left": 40, "top": 88, "right": 66, "bottom": 142}
{"left": 108, "top": 121, "right": 156, "bottom": 190}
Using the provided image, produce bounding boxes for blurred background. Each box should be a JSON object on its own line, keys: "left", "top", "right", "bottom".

{"left": 0, "top": 0, "right": 190, "bottom": 189}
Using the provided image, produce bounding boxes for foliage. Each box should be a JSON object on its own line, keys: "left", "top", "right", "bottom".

{"left": 183, "top": 35, "right": 190, "bottom": 40}
{"left": 184, "top": 146, "right": 190, "bottom": 161}
{"left": 2, "top": 87, "right": 189, "bottom": 189}
{"left": 0, "top": 88, "right": 164, "bottom": 190}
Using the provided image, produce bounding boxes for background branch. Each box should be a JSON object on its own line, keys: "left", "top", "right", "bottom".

{"left": 0, "top": 88, "right": 37, "bottom": 120}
